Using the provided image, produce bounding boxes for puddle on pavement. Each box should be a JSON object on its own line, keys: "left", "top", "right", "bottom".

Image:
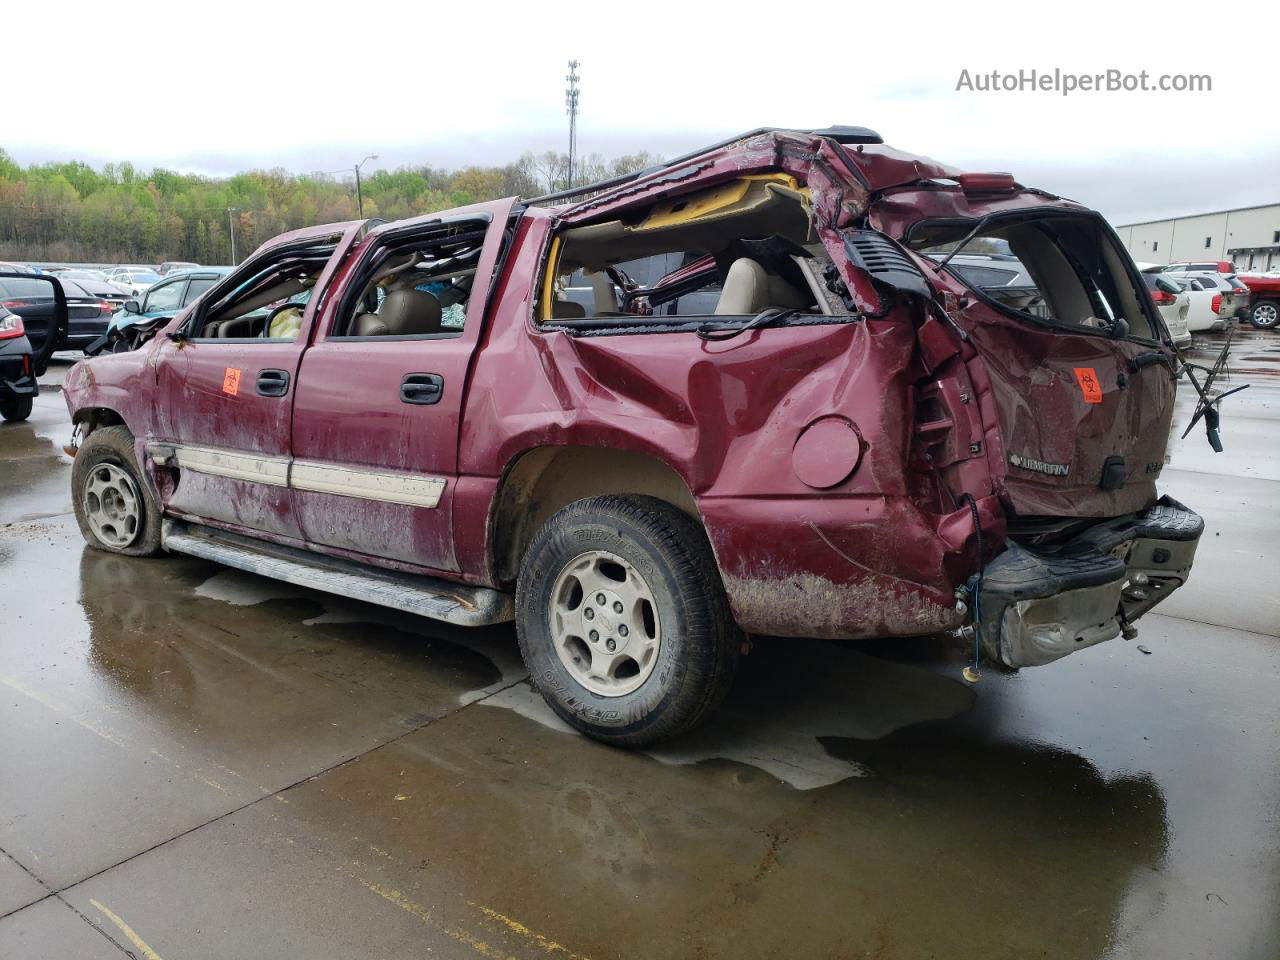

{"left": 0, "top": 410, "right": 73, "bottom": 525}
{"left": 483, "top": 635, "right": 976, "bottom": 789}
{"left": 192, "top": 566, "right": 975, "bottom": 790}
{"left": 192, "top": 567, "right": 526, "bottom": 703}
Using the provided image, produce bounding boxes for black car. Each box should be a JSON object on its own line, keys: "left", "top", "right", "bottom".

{"left": 0, "top": 274, "right": 66, "bottom": 422}
{"left": 50, "top": 269, "right": 132, "bottom": 306}
{"left": 0, "top": 275, "right": 114, "bottom": 352}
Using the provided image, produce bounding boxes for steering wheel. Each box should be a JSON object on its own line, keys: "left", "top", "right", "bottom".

{"left": 264, "top": 302, "right": 302, "bottom": 336}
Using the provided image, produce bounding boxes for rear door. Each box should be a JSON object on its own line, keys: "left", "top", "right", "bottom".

{"left": 289, "top": 198, "right": 517, "bottom": 572}
{"left": 0, "top": 273, "right": 66, "bottom": 375}
{"left": 152, "top": 226, "right": 366, "bottom": 540}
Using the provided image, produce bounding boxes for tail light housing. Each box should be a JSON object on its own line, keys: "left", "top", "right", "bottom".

{"left": 0, "top": 313, "right": 25, "bottom": 339}
{"left": 1211, "top": 294, "right": 1223, "bottom": 314}
{"left": 96, "top": 301, "right": 114, "bottom": 314}
{"left": 1, "top": 300, "right": 32, "bottom": 311}
{"left": 1151, "top": 289, "right": 1177, "bottom": 306}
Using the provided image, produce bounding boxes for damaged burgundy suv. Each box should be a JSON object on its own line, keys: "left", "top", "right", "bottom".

{"left": 63, "top": 127, "right": 1202, "bottom": 745}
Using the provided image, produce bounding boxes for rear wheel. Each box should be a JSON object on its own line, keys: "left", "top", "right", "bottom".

{"left": 72, "top": 425, "right": 163, "bottom": 556}
{"left": 516, "top": 495, "right": 740, "bottom": 747}
{"left": 1250, "top": 299, "right": 1279, "bottom": 329}
{"left": 0, "top": 396, "right": 33, "bottom": 422}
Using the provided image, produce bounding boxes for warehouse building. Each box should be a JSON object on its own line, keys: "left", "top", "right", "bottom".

{"left": 1115, "top": 202, "right": 1280, "bottom": 272}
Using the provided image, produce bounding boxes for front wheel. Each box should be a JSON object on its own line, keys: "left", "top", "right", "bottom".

{"left": 0, "top": 395, "right": 33, "bottom": 422}
{"left": 1250, "top": 299, "right": 1279, "bottom": 329}
{"left": 516, "top": 495, "right": 740, "bottom": 747}
{"left": 71, "top": 425, "right": 164, "bottom": 556}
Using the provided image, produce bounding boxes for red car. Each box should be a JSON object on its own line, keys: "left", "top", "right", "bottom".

{"left": 1236, "top": 273, "right": 1280, "bottom": 329}
{"left": 62, "top": 127, "right": 1203, "bottom": 745}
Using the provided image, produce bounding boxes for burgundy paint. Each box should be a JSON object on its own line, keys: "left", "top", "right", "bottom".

{"left": 791, "top": 417, "right": 863, "bottom": 489}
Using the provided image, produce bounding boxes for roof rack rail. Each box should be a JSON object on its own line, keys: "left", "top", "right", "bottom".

{"left": 524, "top": 125, "right": 882, "bottom": 206}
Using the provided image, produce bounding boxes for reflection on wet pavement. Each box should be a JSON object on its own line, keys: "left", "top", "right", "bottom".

{"left": 0, "top": 335, "right": 1277, "bottom": 958}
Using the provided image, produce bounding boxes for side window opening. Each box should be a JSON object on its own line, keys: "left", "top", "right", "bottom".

{"left": 538, "top": 175, "right": 848, "bottom": 331}
{"left": 909, "top": 213, "right": 1155, "bottom": 341}
{"left": 333, "top": 220, "right": 489, "bottom": 339}
{"left": 191, "top": 245, "right": 334, "bottom": 341}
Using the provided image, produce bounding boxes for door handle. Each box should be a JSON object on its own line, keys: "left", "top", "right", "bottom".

{"left": 257, "top": 369, "right": 290, "bottom": 397}
{"left": 401, "top": 373, "right": 443, "bottom": 405}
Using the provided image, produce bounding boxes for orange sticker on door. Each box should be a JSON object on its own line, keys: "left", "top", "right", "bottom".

{"left": 1073, "top": 367, "right": 1103, "bottom": 404}
{"left": 222, "top": 367, "right": 242, "bottom": 396}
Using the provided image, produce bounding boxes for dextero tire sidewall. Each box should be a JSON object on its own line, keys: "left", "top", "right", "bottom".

{"left": 71, "top": 425, "right": 163, "bottom": 557}
{"left": 516, "top": 497, "right": 736, "bottom": 745}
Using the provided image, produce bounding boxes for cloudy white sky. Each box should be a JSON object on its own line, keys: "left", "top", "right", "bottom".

{"left": 7, "top": 0, "right": 1278, "bottom": 224}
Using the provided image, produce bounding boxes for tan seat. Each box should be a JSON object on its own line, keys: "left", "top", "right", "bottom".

{"left": 217, "top": 316, "right": 257, "bottom": 338}
{"left": 353, "top": 312, "right": 387, "bottom": 336}
{"left": 551, "top": 299, "right": 586, "bottom": 319}
{"left": 585, "top": 271, "right": 619, "bottom": 314}
{"left": 355, "top": 289, "right": 443, "bottom": 336}
{"left": 714, "top": 258, "right": 810, "bottom": 315}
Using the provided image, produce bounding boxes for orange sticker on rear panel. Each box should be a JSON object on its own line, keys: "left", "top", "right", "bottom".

{"left": 1073, "top": 367, "right": 1103, "bottom": 404}
{"left": 222, "top": 367, "right": 242, "bottom": 396}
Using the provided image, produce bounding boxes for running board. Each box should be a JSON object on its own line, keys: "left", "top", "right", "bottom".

{"left": 162, "top": 522, "right": 513, "bottom": 627}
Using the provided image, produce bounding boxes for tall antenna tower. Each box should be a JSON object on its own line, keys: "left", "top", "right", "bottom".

{"left": 565, "top": 60, "right": 581, "bottom": 190}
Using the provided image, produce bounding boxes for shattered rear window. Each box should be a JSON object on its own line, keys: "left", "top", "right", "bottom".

{"left": 908, "top": 213, "right": 1156, "bottom": 340}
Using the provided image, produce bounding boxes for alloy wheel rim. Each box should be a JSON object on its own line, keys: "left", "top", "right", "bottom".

{"left": 549, "top": 550, "right": 662, "bottom": 697}
{"left": 1255, "top": 303, "right": 1278, "bottom": 326}
{"left": 83, "top": 462, "right": 142, "bottom": 549}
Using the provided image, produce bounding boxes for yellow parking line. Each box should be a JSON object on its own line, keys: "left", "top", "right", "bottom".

{"left": 352, "top": 877, "right": 517, "bottom": 960}
{"left": 90, "top": 899, "right": 166, "bottom": 960}
{"left": 473, "top": 904, "right": 595, "bottom": 960}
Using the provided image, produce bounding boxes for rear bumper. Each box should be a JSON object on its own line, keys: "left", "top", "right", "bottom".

{"left": 0, "top": 339, "right": 38, "bottom": 398}
{"left": 974, "top": 497, "right": 1202, "bottom": 668}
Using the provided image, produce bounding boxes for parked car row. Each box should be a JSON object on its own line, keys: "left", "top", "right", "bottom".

{"left": 0, "top": 261, "right": 218, "bottom": 357}
{"left": 1153, "top": 260, "right": 1276, "bottom": 330}
{"left": 0, "top": 275, "right": 116, "bottom": 352}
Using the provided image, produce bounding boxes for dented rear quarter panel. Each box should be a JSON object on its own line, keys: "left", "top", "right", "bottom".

{"left": 460, "top": 211, "right": 991, "bottom": 639}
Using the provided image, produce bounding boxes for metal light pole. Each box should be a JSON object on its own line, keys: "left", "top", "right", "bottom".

{"left": 565, "top": 60, "right": 580, "bottom": 190}
{"left": 354, "top": 154, "right": 378, "bottom": 216}
{"left": 227, "top": 207, "right": 238, "bottom": 265}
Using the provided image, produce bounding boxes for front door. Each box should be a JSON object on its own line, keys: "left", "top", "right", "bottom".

{"left": 152, "top": 225, "right": 364, "bottom": 540}
{"left": 289, "top": 199, "right": 517, "bottom": 572}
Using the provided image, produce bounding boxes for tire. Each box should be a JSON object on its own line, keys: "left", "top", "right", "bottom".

{"left": 516, "top": 495, "right": 740, "bottom": 747}
{"left": 0, "top": 395, "right": 33, "bottom": 422}
{"left": 1250, "top": 299, "right": 1279, "bottom": 329}
{"left": 71, "top": 425, "right": 163, "bottom": 557}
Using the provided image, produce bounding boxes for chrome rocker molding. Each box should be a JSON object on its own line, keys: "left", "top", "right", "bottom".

{"left": 147, "top": 441, "right": 446, "bottom": 509}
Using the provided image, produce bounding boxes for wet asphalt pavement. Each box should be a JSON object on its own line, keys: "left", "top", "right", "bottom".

{"left": 1, "top": 332, "right": 1277, "bottom": 960}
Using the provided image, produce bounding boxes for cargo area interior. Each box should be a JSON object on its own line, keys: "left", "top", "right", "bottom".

{"left": 908, "top": 212, "right": 1158, "bottom": 340}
